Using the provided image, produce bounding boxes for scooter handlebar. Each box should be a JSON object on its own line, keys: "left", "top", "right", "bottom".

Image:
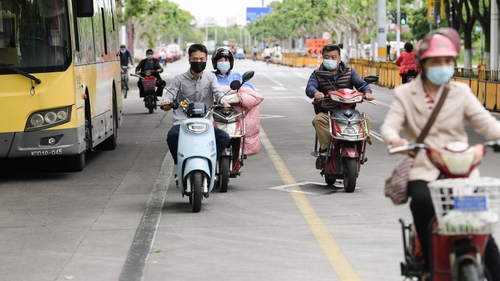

{"left": 484, "top": 140, "right": 500, "bottom": 152}
{"left": 387, "top": 140, "right": 500, "bottom": 154}
{"left": 387, "top": 142, "right": 428, "bottom": 154}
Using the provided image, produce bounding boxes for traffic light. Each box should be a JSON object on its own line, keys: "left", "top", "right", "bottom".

{"left": 400, "top": 12, "right": 407, "bottom": 25}
{"left": 391, "top": 12, "right": 397, "bottom": 24}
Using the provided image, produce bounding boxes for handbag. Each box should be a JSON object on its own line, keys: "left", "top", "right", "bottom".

{"left": 384, "top": 84, "right": 449, "bottom": 205}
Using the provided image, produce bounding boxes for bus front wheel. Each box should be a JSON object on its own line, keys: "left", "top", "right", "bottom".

{"left": 63, "top": 151, "right": 85, "bottom": 172}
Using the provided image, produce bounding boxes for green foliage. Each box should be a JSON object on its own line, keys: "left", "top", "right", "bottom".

{"left": 122, "top": 0, "right": 195, "bottom": 45}
{"left": 409, "top": 7, "right": 430, "bottom": 40}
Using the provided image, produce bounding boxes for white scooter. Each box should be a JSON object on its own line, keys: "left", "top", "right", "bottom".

{"left": 170, "top": 100, "right": 219, "bottom": 212}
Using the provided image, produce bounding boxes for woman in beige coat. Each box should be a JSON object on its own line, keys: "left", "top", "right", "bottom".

{"left": 381, "top": 28, "right": 500, "bottom": 278}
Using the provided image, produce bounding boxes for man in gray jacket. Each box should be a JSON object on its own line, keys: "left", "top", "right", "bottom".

{"left": 161, "top": 44, "right": 230, "bottom": 165}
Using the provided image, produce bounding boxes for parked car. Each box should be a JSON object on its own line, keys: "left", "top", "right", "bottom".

{"left": 167, "top": 44, "right": 182, "bottom": 61}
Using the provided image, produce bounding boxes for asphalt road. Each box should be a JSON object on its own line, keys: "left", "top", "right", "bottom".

{"left": 1, "top": 57, "right": 499, "bottom": 281}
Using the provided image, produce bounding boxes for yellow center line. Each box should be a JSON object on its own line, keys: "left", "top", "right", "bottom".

{"left": 260, "top": 128, "right": 362, "bottom": 281}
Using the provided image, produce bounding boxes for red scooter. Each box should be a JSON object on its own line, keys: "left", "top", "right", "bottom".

{"left": 213, "top": 71, "right": 255, "bottom": 192}
{"left": 312, "top": 73, "right": 378, "bottom": 192}
{"left": 389, "top": 140, "right": 500, "bottom": 280}
{"left": 131, "top": 70, "right": 159, "bottom": 114}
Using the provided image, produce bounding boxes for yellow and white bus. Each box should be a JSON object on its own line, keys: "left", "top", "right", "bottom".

{"left": 0, "top": 0, "right": 123, "bottom": 171}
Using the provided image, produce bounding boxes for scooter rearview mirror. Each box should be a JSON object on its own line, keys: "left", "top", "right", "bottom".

{"left": 230, "top": 80, "right": 241, "bottom": 91}
{"left": 363, "top": 75, "right": 379, "bottom": 84}
{"left": 241, "top": 70, "right": 254, "bottom": 83}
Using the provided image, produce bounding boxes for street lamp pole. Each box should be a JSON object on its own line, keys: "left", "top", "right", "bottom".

{"left": 396, "top": 0, "right": 400, "bottom": 58}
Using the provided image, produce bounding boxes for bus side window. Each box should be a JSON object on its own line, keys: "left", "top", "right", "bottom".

{"left": 0, "top": 31, "right": 9, "bottom": 47}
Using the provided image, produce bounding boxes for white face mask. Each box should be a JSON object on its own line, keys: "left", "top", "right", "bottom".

{"left": 323, "top": 59, "right": 338, "bottom": 70}
{"left": 426, "top": 66, "right": 454, "bottom": 85}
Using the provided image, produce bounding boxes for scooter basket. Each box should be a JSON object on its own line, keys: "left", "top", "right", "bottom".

{"left": 428, "top": 177, "right": 500, "bottom": 235}
{"left": 142, "top": 76, "right": 156, "bottom": 92}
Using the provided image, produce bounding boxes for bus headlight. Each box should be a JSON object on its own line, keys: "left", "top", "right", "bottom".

{"left": 25, "top": 106, "right": 72, "bottom": 132}
{"left": 44, "top": 112, "right": 57, "bottom": 124}
{"left": 30, "top": 114, "right": 44, "bottom": 127}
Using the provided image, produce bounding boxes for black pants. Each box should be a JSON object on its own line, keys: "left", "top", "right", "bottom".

{"left": 408, "top": 180, "right": 500, "bottom": 279}
{"left": 166, "top": 125, "right": 230, "bottom": 165}
{"left": 402, "top": 70, "right": 418, "bottom": 84}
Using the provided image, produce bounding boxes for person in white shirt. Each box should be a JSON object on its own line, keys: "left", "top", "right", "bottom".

{"left": 274, "top": 44, "right": 282, "bottom": 66}
{"left": 263, "top": 46, "right": 272, "bottom": 66}
{"left": 338, "top": 43, "right": 349, "bottom": 64}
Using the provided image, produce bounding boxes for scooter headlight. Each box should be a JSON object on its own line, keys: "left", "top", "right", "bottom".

{"left": 186, "top": 122, "right": 208, "bottom": 134}
{"left": 345, "top": 126, "right": 358, "bottom": 134}
{"left": 337, "top": 123, "right": 360, "bottom": 137}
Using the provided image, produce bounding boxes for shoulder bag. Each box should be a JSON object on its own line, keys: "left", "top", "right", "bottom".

{"left": 384, "top": 84, "right": 449, "bottom": 205}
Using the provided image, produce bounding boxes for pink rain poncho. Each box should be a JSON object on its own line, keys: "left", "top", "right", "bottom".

{"left": 218, "top": 85, "right": 264, "bottom": 156}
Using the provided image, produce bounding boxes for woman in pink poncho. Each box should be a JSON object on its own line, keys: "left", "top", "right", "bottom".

{"left": 211, "top": 47, "right": 264, "bottom": 156}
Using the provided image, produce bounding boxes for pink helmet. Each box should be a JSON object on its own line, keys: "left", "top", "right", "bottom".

{"left": 416, "top": 28, "right": 460, "bottom": 60}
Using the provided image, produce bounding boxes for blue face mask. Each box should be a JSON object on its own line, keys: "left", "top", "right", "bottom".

{"left": 146, "top": 55, "right": 153, "bottom": 60}
{"left": 323, "top": 59, "right": 338, "bottom": 70}
{"left": 426, "top": 66, "right": 454, "bottom": 85}
{"left": 217, "top": 62, "right": 231, "bottom": 73}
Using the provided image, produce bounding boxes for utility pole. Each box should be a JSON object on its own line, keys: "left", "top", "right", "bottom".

{"left": 492, "top": 0, "right": 499, "bottom": 71}
{"left": 396, "top": 0, "right": 400, "bottom": 58}
{"left": 377, "top": 0, "right": 387, "bottom": 61}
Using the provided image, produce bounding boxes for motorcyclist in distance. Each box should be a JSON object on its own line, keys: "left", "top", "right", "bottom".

{"left": 119, "top": 44, "right": 133, "bottom": 90}
{"left": 135, "top": 49, "right": 165, "bottom": 98}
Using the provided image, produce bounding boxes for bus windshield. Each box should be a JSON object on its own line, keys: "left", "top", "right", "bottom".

{"left": 0, "top": 0, "right": 71, "bottom": 74}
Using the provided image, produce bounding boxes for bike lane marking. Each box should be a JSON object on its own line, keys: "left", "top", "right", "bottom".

{"left": 119, "top": 153, "right": 174, "bottom": 281}
{"left": 260, "top": 128, "right": 362, "bottom": 281}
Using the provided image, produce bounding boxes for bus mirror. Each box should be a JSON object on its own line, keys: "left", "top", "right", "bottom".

{"left": 76, "top": 0, "right": 94, "bottom": 17}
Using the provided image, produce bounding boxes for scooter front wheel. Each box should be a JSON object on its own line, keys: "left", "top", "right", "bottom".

{"left": 218, "top": 156, "right": 230, "bottom": 193}
{"left": 147, "top": 96, "right": 155, "bottom": 114}
{"left": 343, "top": 158, "right": 357, "bottom": 193}
{"left": 459, "top": 263, "right": 480, "bottom": 281}
{"left": 191, "top": 171, "right": 203, "bottom": 212}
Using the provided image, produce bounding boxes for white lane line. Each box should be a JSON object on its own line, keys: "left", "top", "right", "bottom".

{"left": 294, "top": 72, "right": 310, "bottom": 80}
{"left": 370, "top": 131, "right": 384, "bottom": 143}
{"left": 375, "top": 100, "right": 391, "bottom": 107}
{"left": 261, "top": 73, "right": 284, "bottom": 86}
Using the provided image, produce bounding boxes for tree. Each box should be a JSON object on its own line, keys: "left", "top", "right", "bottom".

{"left": 450, "top": 0, "right": 476, "bottom": 69}
{"left": 121, "top": 0, "right": 195, "bottom": 50}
